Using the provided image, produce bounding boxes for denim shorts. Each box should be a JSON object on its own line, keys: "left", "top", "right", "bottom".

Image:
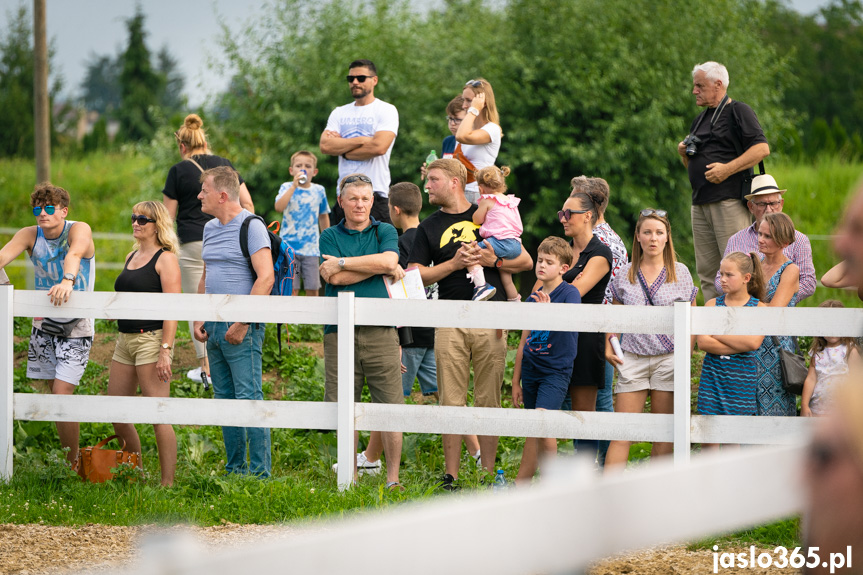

{"left": 521, "top": 368, "right": 571, "bottom": 410}
{"left": 477, "top": 237, "right": 522, "bottom": 260}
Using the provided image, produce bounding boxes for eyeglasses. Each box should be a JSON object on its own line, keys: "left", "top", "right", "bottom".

{"left": 558, "top": 209, "right": 589, "bottom": 221}
{"left": 640, "top": 209, "right": 668, "bottom": 218}
{"left": 346, "top": 75, "right": 374, "bottom": 83}
{"left": 33, "top": 205, "right": 56, "bottom": 216}
{"left": 465, "top": 80, "right": 483, "bottom": 88}
{"left": 131, "top": 215, "right": 156, "bottom": 225}
{"left": 752, "top": 200, "right": 782, "bottom": 209}
{"left": 446, "top": 116, "right": 463, "bottom": 124}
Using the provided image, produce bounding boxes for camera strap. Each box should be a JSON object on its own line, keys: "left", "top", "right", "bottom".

{"left": 690, "top": 93, "right": 730, "bottom": 137}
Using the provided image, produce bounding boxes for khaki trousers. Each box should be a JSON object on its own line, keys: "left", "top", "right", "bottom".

{"left": 691, "top": 199, "right": 752, "bottom": 301}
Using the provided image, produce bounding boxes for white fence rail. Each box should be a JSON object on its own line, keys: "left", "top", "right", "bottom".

{"left": 2, "top": 287, "right": 859, "bottom": 488}
{"left": 112, "top": 445, "right": 805, "bottom": 575}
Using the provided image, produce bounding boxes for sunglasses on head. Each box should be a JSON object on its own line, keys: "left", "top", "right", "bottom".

{"left": 558, "top": 208, "right": 588, "bottom": 221}
{"left": 342, "top": 174, "right": 372, "bottom": 188}
{"left": 640, "top": 209, "right": 668, "bottom": 218}
{"left": 346, "top": 75, "right": 373, "bottom": 83}
{"left": 465, "top": 79, "right": 483, "bottom": 88}
{"left": 33, "top": 205, "right": 56, "bottom": 216}
{"left": 131, "top": 214, "right": 156, "bottom": 225}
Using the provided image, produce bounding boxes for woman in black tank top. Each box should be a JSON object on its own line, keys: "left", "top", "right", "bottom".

{"left": 107, "top": 201, "right": 182, "bottom": 486}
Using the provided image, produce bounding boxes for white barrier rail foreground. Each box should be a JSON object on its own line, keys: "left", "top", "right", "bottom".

{"left": 111, "top": 445, "right": 804, "bottom": 575}
{"left": 3, "top": 287, "right": 861, "bottom": 489}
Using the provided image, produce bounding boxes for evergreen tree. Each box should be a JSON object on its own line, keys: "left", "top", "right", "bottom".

{"left": 0, "top": 4, "right": 60, "bottom": 157}
{"left": 80, "top": 54, "right": 122, "bottom": 115}
{"left": 117, "top": 7, "right": 164, "bottom": 141}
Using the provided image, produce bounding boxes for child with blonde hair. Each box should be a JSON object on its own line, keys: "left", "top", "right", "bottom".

{"left": 469, "top": 165, "right": 523, "bottom": 301}
{"left": 802, "top": 300, "right": 860, "bottom": 416}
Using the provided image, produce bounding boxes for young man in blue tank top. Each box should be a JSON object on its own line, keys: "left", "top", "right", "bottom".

{"left": 0, "top": 183, "right": 96, "bottom": 466}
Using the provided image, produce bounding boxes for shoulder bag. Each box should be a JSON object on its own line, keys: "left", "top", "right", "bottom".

{"left": 76, "top": 435, "right": 140, "bottom": 483}
{"left": 771, "top": 336, "right": 807, "bottom": 395}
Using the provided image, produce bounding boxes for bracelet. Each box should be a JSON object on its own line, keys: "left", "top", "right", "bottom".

{"left": 467, "top": 107, "right": 480, "bottom": 117}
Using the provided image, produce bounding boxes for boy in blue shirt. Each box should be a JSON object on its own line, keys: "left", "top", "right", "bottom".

{"left": 274, "top": 150, "right": 330, "bottom": 296}
{"left": 511, "top": 236, "right": 581, "bottom": 484}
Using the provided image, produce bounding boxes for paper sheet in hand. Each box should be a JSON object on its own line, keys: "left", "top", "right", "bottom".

{"left": 384, "top": 267, "right": 427, "bottom": 300}
{"left": 0, "top": 269, "right": 9, "bottom": 285}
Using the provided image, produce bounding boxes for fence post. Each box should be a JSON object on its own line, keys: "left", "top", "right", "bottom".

{"left": 1, "top": 286, "right": 13, "bottom": 481}
{"left": 673, "top": 301, "right": 692, "bottom": 467}
{"left": 336, "top": 291, "right": 356, "bottom": 491}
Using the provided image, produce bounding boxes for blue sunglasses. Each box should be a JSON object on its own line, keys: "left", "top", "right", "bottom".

{"left": 33, "top": 205, "right": 56, "bottom": 216}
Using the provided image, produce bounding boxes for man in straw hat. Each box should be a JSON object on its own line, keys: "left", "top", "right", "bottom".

{"left": 678, "top": 61, "right": 770, "bottom": 300}
{"left": 714, "top": 173, "right": 815, "bottom": 299}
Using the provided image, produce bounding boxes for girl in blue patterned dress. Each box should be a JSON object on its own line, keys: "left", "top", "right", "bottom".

{"left": 754, "top": 213, "right": 800, "bottom": 416}
{"left": 697, "top": 253, "right": 767, "bottom": 443}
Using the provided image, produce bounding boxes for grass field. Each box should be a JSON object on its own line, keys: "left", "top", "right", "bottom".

{"left": 1, "top": 151, "right": 851, "bottom": 546}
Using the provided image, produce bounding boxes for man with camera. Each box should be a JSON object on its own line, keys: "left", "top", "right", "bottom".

{"left": 678, "top": 61, "right": 770, "bottom": 300}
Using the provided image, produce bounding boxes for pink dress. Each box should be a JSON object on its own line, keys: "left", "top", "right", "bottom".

{"left": 479, "top": 194, "right": 523, "bottom": 240}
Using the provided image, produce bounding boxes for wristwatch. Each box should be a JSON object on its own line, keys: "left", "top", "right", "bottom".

{"left": 62, "top": 272, "right": 75, "bottom": 282}
{"left": 467, "top": 107, "right": 480, "bottom": 116}
{"left": 495, "top": 257, "right": 503, "bottom": 268}
{"left": 160, "top": 342, "right": 172, "bottom": 350}
{"left": 338, "top": 258, "right": 346, "bottom": 269}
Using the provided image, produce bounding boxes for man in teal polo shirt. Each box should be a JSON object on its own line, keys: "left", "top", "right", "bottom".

{"left": 319, "top": 173, "right": 405, "bottom": 489}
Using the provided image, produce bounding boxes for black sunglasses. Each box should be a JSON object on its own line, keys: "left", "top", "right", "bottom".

{"left": 131, "top": 215, "right": 156, "bottom": 225}
{"left": 346, "top": 75, "right": 374, "bottom": 83}
{"left": 33, "top": 205, "right": 56, "bottom": 216}
{"left": 640, "top": 209, "right": 668, "bottom": 218}
{"left": 340, "top": 174, "right": 373, "bottom": 192}
{"left": 465, "top": 79, "right": 483, "bottom": 88}
{"left": 558, "top": 209, "right": 588, "bottom": 221}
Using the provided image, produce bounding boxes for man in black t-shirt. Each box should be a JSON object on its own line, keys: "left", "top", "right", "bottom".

{"left": 409, "top": 159, "right": 533, "bottom": 489}
{"left": 677, "top": 61, "right": 770, "bottom": 300}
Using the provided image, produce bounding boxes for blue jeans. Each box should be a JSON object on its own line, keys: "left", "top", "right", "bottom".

{"left": 563, "top": 361, "right": 614, "bottom": 465}
{"left": 401, "top": 346, "right": 438, "bottom": 396}
{"left": 205, "top": 321, "right": 271, "bottom": 478}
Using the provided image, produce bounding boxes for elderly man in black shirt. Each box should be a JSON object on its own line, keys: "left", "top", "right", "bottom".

{"left": 677, "top": 61, "right": 770, "bottom": 300}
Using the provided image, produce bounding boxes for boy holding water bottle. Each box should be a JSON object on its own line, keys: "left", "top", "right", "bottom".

{"left": 274, "top": 150, "right": 330, "bottom": 296}
{"left": 511, "top": 236, "right": 581, "bottom": 484}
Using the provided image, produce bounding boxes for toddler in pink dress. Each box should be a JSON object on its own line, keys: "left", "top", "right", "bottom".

{"left": 469, "top": 165, "right": 523, "bottom": 301}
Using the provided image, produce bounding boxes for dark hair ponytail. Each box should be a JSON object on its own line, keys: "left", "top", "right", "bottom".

{"left": 569, "top": 190, "right": 601, "bottom": 225}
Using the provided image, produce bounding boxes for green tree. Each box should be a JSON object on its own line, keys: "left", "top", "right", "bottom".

{"left": 117, "top": 8, "right": 164, "bottom": 141}
{"left": 0, "top": 3, "right": 60, "bottom": 157}
{"left": 156, "top": 46, "right": 185, "bottom": 113}
{"left": 80, "top": 54, "right": 122, "bottom": 115}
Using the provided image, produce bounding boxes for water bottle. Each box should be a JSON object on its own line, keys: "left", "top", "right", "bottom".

{"left": 493, "top": 469, "right": 507, "bottom": 492}
{"left": 425, "top": 149, "right": 438, "bottom": 165}
{"left": 298, "top": 169, "right": 308, "bottom": 185}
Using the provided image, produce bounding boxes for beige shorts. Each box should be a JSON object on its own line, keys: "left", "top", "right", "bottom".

{"left": 112, "top": 330, "right": 172, "bottom": 366}
{"left": 615, "top": 351, "right": 674, "bottom": 393}
{"left": 323, "top": 326, "right": 403, "bottom": 404}
{"left": 435, "top": 327, "right": 507, "bottom": 408}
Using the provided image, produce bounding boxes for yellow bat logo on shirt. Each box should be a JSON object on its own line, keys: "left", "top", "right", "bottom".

{"left": 440, "top": 221, "right": 480, "bottom": 249}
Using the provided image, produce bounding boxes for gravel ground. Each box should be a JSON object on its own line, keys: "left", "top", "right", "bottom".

{"left": 0, "top": 522, "right": 800, "bottom": 575}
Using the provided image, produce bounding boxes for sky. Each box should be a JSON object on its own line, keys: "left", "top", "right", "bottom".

{"left": 0, "top": 0, "right": 835, "bottom": 108}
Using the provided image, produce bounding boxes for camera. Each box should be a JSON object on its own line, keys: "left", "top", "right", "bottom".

{"left": 683, "top": 134, "right": 702, "bottom": 157}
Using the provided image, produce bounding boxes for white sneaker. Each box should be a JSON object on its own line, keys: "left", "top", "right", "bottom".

{"left": 331, "top": 451, "right": 382, "bottom": 476}
{"left": 187, "top": 367, "right": 203, "bottom": 383}
{"left": 472, "top": 451, "right": 482, "bottom": 469}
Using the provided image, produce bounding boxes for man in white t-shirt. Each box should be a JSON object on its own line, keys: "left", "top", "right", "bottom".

{"left": 320, "top": 59, "right": 398, "bottom": 224}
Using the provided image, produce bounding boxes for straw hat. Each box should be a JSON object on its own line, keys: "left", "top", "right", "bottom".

{"left": 744, "top": 174, "right": 787, "bottom": 201}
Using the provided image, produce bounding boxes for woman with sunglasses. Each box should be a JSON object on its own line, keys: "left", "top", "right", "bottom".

{"left": 162, "top": 114, "right": 254, "bottom": 385}
{"left": 107, "top": 201, "right": 181, "bottom": 486}
{"left": 455, "top": 78, "right": 503, "bottom": 205}
{"left": 603, "top": 209, "right": 697, "bottom": 472}
{"left": 558, "top": 189, "right": 612, "bottom": 449}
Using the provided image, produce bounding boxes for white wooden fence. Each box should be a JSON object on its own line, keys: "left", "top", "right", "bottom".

{"left": 2, "top": 286, "right": 861, "bottom": 490}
